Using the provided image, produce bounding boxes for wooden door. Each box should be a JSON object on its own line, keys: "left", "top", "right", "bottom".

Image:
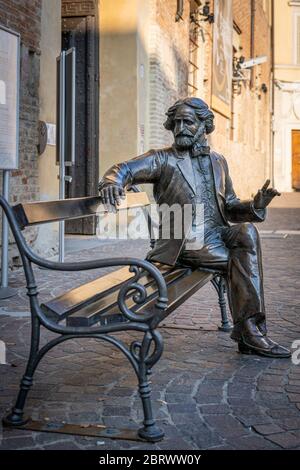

{"left": 292, "top": 130, "right": 300, "bottom": 190}
{"left": 62, "top": 1, "right": 99, "bottom": 234}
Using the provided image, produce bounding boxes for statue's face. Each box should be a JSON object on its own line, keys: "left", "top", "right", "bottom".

{"left": 173, "top": 104, "right": 205, "bottom": 149}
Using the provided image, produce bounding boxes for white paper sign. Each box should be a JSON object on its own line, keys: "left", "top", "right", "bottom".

{"left": 0, "top": 27, "right": 20, "bottom": 170}
{"left": 46, "top": 123, "right": 56, "bottom": 146}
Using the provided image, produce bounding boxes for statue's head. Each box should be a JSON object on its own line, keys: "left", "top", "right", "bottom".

{"left": 164, "top": 97, "right": 215, "bottom": 150}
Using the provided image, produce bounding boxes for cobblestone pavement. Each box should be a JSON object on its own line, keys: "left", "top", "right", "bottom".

{"left": 0, "top": 201, "right": 300, "bottom": 450}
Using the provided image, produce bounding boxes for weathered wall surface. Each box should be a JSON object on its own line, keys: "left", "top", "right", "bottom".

{"left": 135, "top": 0, "right": 272, "bottom": 199}
{"left": 35, "top": 0, "right": 61, "bottom": 256}
{"left": 99, "top": 0, "right": 138, "bottom": 174}
{"left": 0, "top": 0, "right": 61, "bottom": 263}
{"left": 146, "top": 0, "right": 190, "bottom": 150}
{"left": 0, "top": 0, "right": 42, "bottom": 263}
{"left": 208, "top": 0, "right": 272, "bottom": 199}
{"left": 0, "top": 0, "right": 41, "bottom": 207}
{"left": 273, "top": 0, "right": 300, "bottom": 192}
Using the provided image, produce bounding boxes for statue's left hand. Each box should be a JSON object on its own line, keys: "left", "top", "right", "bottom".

{"left": 253, "top": 179, "right": 281, "bottom": 209}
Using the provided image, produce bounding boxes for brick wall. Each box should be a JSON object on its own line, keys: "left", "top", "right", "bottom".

{"left": 0, "top": 0, "right": 42, "bottom": 261}
{"left": 145, "top": 0, "right": 272, "bottom": 199}
{"left": 205, "top": 0, "right": 272, "bottom": 198}
{"left": 216, "top": 0, "right": 272, "bottom": 198}
{"left": 147, "top": 0, "right": 190, "bottom": 149}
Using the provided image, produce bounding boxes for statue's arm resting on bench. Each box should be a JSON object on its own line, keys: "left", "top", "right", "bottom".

{"left": 98, "top": 150, "right": 163, "bottom": 207}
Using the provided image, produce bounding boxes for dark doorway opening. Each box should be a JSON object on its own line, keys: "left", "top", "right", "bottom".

{"left": 61, "top": 0, "right": 99, "bottom": 234}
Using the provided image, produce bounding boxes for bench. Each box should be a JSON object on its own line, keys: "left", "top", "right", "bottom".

{"left": 0, "top": 190, "right": 231, "bottom": 443}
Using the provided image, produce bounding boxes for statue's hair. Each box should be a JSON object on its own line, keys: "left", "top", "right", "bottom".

{"left": 164, "top": 97, "right": 215, "bottom": 135}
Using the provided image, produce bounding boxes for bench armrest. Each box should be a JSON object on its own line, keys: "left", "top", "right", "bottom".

{"left": 0, "top": 195, "right": 167, "bottom": 326}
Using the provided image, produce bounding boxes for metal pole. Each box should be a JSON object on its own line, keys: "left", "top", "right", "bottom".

{"left": 1, "top": 171, "right": 9, "bottom": 287}
{"left": 58, "top": 51, "right": 66, "bottom": 262}
{"left": 0, "top": 170, "right": 16, "bottom": 298}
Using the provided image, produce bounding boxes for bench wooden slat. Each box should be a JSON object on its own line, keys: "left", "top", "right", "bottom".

{"left": 40, "top": 264, "right": 184, "bottom": 323}
{"left": 13, "top": 192, "right": 150, "bottom": 229}
{"left": 40, "top": 266, "right": 134, "bottom": 322}
{"left": 66, "top": 267, "right": 189, "bottom": 327}
{"left": 65, "top": 269, "right": 211, "bottom": 328}
{"left": 104, "top": 270, "right": 213, "bottom": 327}
{"left": 134, "top": 270, "right": 213, "bottom": 318}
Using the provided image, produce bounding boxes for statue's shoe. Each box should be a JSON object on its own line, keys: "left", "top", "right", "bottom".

{"left": 238, "top": 340, "right": 291, "bottom": 358}
{"left": 233, "top": 318, "right": 291, "bottom": 358}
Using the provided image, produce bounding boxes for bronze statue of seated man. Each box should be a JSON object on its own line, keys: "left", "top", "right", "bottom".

{"left": 99, "top": 97, "right": 290, "bottom": 359}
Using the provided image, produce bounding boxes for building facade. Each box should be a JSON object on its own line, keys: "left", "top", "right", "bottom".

{"left": 0, "top": 0, "right": 60, "bottom": 264}
{"left": 100, "top": 0, "right": 273, "bottom": 200}
{"left": 273, "top": 0, "right": 300, "bottom": 192}
{"left": 0, "top": 0, "right": 276, "bottom": 264}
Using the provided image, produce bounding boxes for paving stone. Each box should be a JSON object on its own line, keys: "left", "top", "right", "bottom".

{"left": 164, "top": 393, "right": 195, "bottom": 404}
{"left": 227, "top": 435, "right": 281, "bottom": 450}
{"left": 235, "top": 415, "right": 273, "bottom": 427}
{"left": 200, "top": 404, "right": 231, "bottom": 414}
{"left": 268, "top": 407, "right": 300, "bottom": 418}
{"left": 278, "top": 418, "right": 300, "bottom": 431}
{"left": 287, "top": 393, "right": 300, "bottom": 403}
{"left": 264, "top": 432, "right": 300, "bottom": 449}
{"left": 43, "top": 440, "right": 81, "bottom": 450}
{"left": 252, "top": 423, "right": 284, "bottom": 435}
{"left": 156, "top": 437, "right": 196, "bottom": 450}
{"left": 102, "top": 406, "right": 132, "bottom": 416}
{"left": 194, "top": 394, "right": 223, "bottom": 405}
{"left": 285, "top": 385, "right": 300, "bottom": 393}
{"left": 167, "top": 403, "right": 197, "bottom": 414}
{"left": 176, "top": 422, "right": 222, "bottom": 449}
{"left": 203, "top": 415, "right": 249, "bottom": 438}
{"left": 257, "top": 385, "right": 284, "bottom": 393}
{"left": 0, "top": 436, "right": 36, "bottom": 450}
{"left": 170, "top": 412, "right": 202, "bottom": 426}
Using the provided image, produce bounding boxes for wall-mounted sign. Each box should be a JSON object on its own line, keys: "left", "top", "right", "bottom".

{"left": 46, "top": 123, "right": 56, "bottom": 146}
{"left": 0, "top": 26, "right": 20, "bottom": 169}
{"left": 211, "top": 0, "right": 233, "bottom": 119}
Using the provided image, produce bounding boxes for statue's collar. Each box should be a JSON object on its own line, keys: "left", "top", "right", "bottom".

{"left": 172, "top": 143, "right": 211, "bottom": 159}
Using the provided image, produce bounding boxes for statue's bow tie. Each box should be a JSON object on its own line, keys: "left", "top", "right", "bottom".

{"left": 191, "top": 144, "right": 210, "bottom": 158}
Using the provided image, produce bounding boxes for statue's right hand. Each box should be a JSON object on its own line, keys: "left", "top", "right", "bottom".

{"left": 99, "top": 184, "right": 126, "bottom": 212}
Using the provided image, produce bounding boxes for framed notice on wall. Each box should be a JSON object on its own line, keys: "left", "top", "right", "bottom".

{"left": 0, "top": 26, "right": 20, "bottom": 170}
{"left": 211, "top": 0, "right": 233, "bottom": 119}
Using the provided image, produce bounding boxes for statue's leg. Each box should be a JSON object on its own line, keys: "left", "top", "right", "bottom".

{"left": 221, "top": 222, "right": 265, "bottom": 333}
{"left": 221, "top": 223, "right": 290, "bottom": 358}
{"left": 178, "top": 235, "right": 232, "bottom": 329}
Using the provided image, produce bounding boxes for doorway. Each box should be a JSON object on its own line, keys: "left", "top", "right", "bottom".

{"left": 292, "top": 129, "right": 300, "bottom": 190}
{"left": 61, "top": 0, "right": 99, "bottom": 234}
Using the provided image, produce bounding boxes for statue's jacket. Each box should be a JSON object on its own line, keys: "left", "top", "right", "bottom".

{"left": 99, "top": 147, "right": 266, "bottom": 266}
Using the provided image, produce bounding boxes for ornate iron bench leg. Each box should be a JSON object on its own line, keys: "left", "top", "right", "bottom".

{"left": 133, "top": 330, "right": 164, "bottom": 442}
{"left": 3, "top": 314, "right": 40, "bottom": 427}
{"left": 211, "top": 275, "right": 233, "bottom": 332}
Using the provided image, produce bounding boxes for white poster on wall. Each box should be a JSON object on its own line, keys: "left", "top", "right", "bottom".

{"left": 0, "top": 26, "right": 20, "bottom": 170}
{"left": 211, "top": 0, "right": 233, "bottom": 119}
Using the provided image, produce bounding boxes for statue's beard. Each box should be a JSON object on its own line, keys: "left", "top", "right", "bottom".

{"left": 174, "top": 135, "right": 194, "bottom": 149}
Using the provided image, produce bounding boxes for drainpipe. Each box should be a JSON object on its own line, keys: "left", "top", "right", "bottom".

{"left": 250, "top": 0, "right": 256, "bottom": 89}
{"left": 175, "top": 0, "right": 184, "bottom": 22}
{"left": 270, "top": 0, "right": 275, "bottom": 186}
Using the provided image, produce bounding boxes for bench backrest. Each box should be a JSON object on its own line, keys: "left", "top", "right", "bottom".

{"left": 13, "top": 192, "right": 150, "bottom": 230}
